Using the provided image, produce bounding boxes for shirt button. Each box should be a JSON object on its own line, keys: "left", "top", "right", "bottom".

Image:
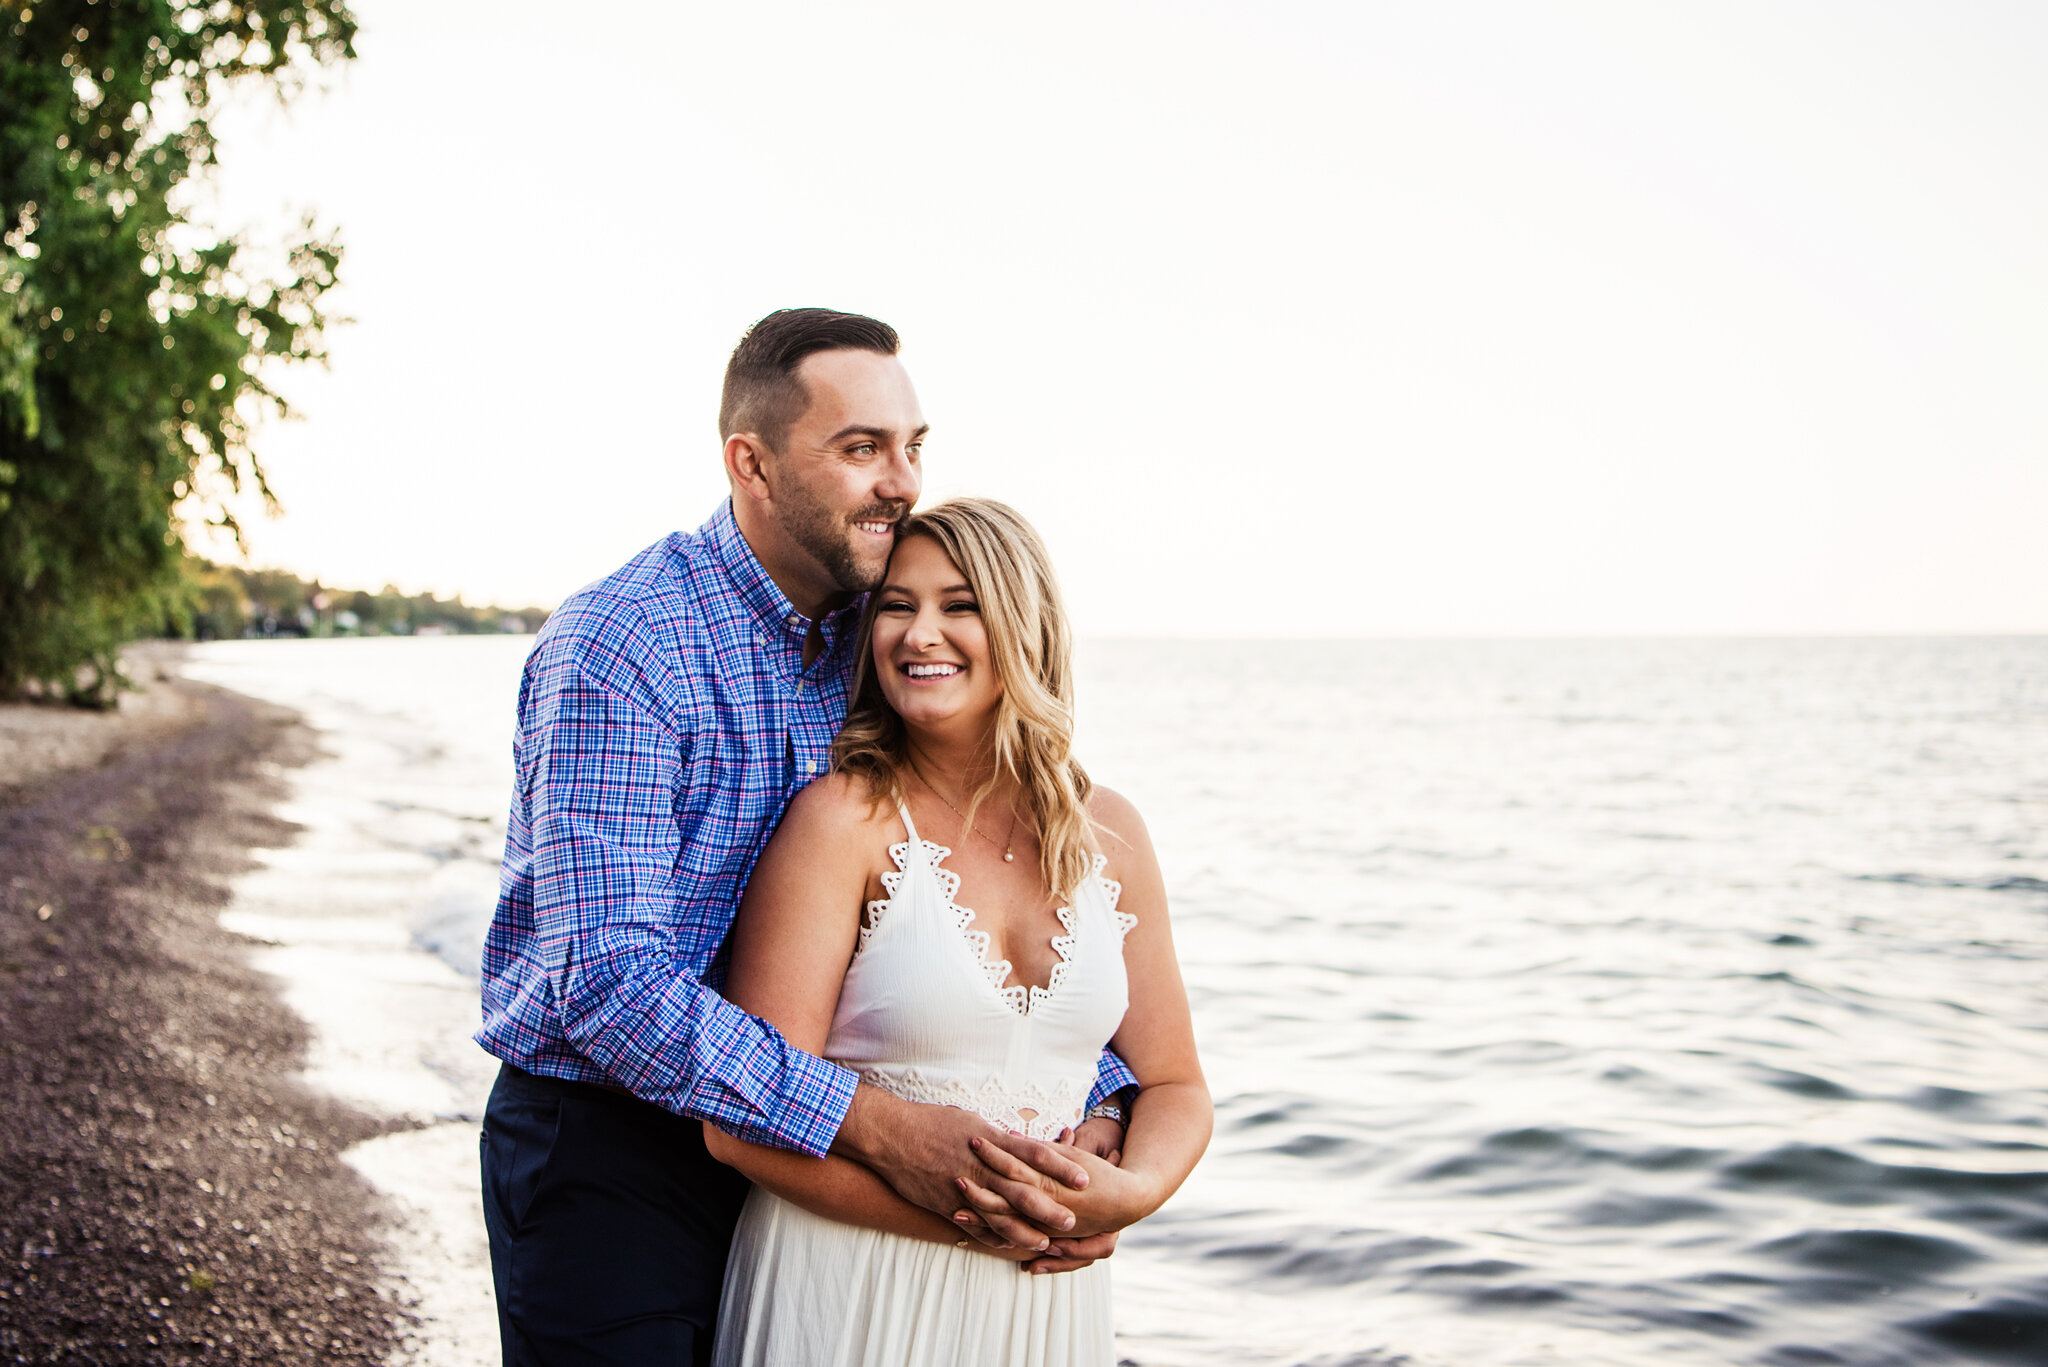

{"left": 803, "top": 760, "right": 817, "bottom": 775}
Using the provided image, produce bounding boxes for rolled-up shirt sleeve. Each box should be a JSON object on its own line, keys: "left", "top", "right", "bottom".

{"left": 1088, "top": 1049, "right": 1138, "bottom": 1109}
{"left": 527, "top": 660, "right": 856, "bottom": 1158}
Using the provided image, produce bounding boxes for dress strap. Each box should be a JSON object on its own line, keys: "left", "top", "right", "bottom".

{"left": 896, "top": 800, "right": 921, "bottom": 848}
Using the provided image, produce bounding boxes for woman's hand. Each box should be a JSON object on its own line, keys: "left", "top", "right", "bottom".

{"left": 955, "top": 1134, "right": 1159, "bottom": 1240}
{"left": 1014, "top": 1123, "right": 1123, "bottom": 1273}
{"left": 947, "top": 1123, "right": 1129, "bottom": 1272}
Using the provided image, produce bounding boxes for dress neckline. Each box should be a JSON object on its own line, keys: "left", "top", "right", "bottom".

{"left": 898, "top": 802, "right": 1078, "bottom": 1017}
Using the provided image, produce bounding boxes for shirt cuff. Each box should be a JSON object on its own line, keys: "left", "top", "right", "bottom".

{"left": 764, "top": 1052, "right": 861, "bottom": 1159}
{"left": 1086, "top": 1052, "right": 1139, "bottom": 1111}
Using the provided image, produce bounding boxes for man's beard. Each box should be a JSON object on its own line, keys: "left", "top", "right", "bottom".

{"left": 782, "top": 485, "right": 907, "bottom": 595}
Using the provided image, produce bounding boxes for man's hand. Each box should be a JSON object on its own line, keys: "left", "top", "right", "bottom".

{"left": 1065, "top": 1117, "right": 1123, "bottom": 1166}
{"left": 1011, "top": 1125, "right": 1124, "bottom": 1273}
{"left": 833, "top": 1086, "right": 1090, "bottom": 1251}
{"left": 955, "top": 1134, "right": 1157, "bottom": 1241}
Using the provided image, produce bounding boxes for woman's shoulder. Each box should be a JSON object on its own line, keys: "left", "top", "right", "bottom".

{"left": 1085, "top": 785, "right": 1167, "bottom": 922}
{"left": 1087, "top": 784, "right": 1155, "bottom": 861}
{"left": 751, "top": 773, "right": 902, "bottom": 891}
{"left": 779, "top": 771, "right": 902, "bottom": 847}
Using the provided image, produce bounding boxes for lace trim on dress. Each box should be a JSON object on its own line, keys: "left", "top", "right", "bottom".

{"left": 1095, "top": 853, "right": 1138, "bottom": 944}
{"left": 859, "top": 838, "right": 958, "bottom": 956}
{"left": 858, "top": 837, "right": 1136, "bottom": 1004}
{"left": 858, "top": 1065, "right": 1088, "bottom": 1142}
{"left": 932, "top": 848, "right": 1136, "bottom": 1017}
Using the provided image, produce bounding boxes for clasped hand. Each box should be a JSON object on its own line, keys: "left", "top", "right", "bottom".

{"left": 855, "top": 1093, "right": 1137, "bottom": 1272}
{"left": 939, "top": 1121, "right": 1149, "bottom": 1273}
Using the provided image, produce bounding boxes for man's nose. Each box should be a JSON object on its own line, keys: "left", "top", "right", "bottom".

{"left": 874, "top": 444, "right": 920, "bottom": 506}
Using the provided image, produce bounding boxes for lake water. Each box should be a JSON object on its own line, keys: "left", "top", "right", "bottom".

{"left": 183, "top": 634, "right": 2048, "bottom": 1367}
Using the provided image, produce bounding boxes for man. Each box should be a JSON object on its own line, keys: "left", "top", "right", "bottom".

{"left": 476, "top": 309, "right": 1135, "bottom": 1365}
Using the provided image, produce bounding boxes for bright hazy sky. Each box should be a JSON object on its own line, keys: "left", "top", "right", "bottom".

{"left": 202, "top": 1, "right": 2047, "bottom": 636}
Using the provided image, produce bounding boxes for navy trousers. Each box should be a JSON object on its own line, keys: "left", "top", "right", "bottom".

{"left": 480, "top": 1064, "right": 752, "bottom": 1367}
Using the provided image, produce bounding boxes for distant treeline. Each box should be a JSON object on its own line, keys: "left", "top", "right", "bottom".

{"left": 176, "top": 562, "right": 552, "bottom": 641}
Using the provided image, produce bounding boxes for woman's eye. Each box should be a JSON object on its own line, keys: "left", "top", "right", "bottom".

{"left": 878, "top": 599, "right": 913, "bottom": 613}
{"left": 946, "top": 600, "right": 980, "bottom": 614}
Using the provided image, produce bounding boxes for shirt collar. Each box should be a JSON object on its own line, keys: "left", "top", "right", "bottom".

{"left": 703, "top": 499, "right": 864, "bottom": 655}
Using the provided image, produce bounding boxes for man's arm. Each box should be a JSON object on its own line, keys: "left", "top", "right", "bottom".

{"left": 525, "top": 637, "right": 854, "bottom": 1156}
{"left": 1088, "top": 1050, "right": 1138, "bottom": 1111}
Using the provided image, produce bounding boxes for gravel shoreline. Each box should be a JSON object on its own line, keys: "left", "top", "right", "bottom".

{"left": 0, "top": 673, "right": 413, "bottom": 1364}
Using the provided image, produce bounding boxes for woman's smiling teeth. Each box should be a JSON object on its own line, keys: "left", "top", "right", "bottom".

{"left": 904, "top": 662, "right": 960, "bottom": 679}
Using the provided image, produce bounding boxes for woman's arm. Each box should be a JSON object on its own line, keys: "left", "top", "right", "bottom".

{"left": 707, "top": 1127, "right": 973, "bottom": 1246}
{"left": 701, "top": 776, "right": 1035, "bottom": 1254}
{"left": 960, "top": 787, "right": 1213, "bottom": 1238}
{"left": 1095, "top": 785, "right": 1212, "bottom": 1215}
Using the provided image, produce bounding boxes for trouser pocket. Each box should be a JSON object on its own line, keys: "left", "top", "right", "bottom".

{"left": 482, "top": 1068, "right": 563, "bottom": 1238}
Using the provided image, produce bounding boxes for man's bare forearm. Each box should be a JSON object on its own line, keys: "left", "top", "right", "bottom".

{"left": 828, "top": 1082, "right": 906, "bottom": 1170}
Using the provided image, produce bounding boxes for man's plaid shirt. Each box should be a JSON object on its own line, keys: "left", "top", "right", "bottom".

{"left": 476, "top": 501, "right": 1135, "bottom": 1157}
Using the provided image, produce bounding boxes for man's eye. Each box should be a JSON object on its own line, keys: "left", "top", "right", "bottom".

{"left": 851, "top": 442, "right": 878, "bottom": 456}
{"left": 905, "top": 442, "right": 923, "bottom": 460}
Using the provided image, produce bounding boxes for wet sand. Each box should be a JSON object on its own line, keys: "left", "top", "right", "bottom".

{"left": 0, "top": 661, "right": 415, "bottom": 1363}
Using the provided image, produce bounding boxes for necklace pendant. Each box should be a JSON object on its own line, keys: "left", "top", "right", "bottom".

{"left": 1004, "top": 850, "right": 1015, "bottom": 862}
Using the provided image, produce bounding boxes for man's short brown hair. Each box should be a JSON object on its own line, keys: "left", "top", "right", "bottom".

{"left": 719, "top": 308, "right": 902, "bottom": 453}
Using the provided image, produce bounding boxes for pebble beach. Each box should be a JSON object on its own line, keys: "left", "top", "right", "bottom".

{"left": 0, "top": 649, "right": 497, "bottom": 1366}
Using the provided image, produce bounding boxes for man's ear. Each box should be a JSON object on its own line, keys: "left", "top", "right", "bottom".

{"left": 724, "top": 433, "right": 775, "bottom": 506}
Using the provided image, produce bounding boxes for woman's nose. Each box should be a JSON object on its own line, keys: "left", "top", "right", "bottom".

{"left": 905, "top": 608, "right": 944, "bottom": 649}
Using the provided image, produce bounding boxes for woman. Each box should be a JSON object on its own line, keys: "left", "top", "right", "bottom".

{"left": 704, "top": 498, "right": 1210, "bottom": 1366}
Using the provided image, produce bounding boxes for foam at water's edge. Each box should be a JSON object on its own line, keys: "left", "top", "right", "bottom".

{"left": 185, "top": 641, "right": 516, "bottom": 1366}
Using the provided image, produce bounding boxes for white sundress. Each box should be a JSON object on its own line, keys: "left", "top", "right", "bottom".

{"left": 713, "top": 804, "right": 1137, "bottom": 1367}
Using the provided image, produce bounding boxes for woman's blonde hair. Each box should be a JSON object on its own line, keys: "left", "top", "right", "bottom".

{"left": 831, "top": 498, "right": 1098, "bottom": 898}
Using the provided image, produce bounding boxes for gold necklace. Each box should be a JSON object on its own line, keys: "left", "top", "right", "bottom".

{"left": 907, "top": 759, "right": 1021, "bottom": 863}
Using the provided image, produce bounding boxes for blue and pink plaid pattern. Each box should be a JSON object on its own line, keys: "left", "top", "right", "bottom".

{"left": 477, "top": 500, "right": 1134, "bottom": 1158}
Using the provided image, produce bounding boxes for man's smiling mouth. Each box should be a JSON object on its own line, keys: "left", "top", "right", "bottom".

{"left": 854, "top": 520, "right": 896, "bottom": 536}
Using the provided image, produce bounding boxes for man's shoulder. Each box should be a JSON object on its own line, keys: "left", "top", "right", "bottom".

{"left": 541, "top": 534, "right": 675, "bottom": 634}
{"left": 537, "top": 524, "right": 737, "bottom": 656}
{"left": 524, "top": 531, "right": 718, "bottom": 709}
